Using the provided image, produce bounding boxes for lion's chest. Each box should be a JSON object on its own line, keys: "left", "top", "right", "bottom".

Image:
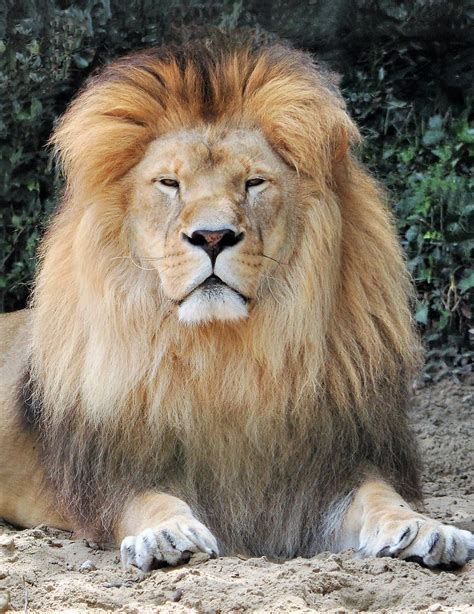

{"left": 146, "top": 398, "right": 348, "bottom": 559}
{"left": 139, "top": 350, "right": 355, "bottom": 558}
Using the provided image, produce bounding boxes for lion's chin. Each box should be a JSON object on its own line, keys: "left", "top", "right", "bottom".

{"left": 177, "top": 284, "right": 248, "bottom": 325}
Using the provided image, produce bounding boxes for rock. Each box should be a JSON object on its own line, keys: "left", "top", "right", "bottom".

{"left": 28, "top": 529, "right": 46, "bottom": 539}
{"left": 79, "top": 560, "right": 97, "bottom": 572}
{"left": 0, "top": 538, "right": 15, "bottom": 552}
{"left": 171, "top": 589, "right": 183, "bottom": 602}
{"left": 188, "top": 552, "right": 210, "bottom": 566}
{"left": 0, "top": 591, "right": 10, "bottom": 613}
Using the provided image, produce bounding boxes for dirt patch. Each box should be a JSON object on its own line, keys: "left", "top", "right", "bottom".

{"left": 1, "top": 378, "right": 473, "bottom": 613}
{"left": 413, "top": 378, "right": 473, "bottom": 502}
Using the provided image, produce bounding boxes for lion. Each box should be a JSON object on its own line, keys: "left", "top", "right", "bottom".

{"left": 1, "top": 40, "right": 473, "bottom": 571}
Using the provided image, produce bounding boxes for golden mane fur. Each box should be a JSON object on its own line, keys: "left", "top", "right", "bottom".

{"left": 24, "top": 40, "right": 421, "bottom": 557}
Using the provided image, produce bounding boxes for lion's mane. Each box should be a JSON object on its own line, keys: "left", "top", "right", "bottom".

{"left": 22, "top": 40, "right": 421, "bottom": 557}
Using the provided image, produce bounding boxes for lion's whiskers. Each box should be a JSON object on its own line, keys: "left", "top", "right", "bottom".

{"left": 259, "top": 272, "right": 288, "bottom": 306}
{"left": 110, "top": 255, "right": 158, "bottom": 271}
{"left": 111, "top": 255, "right": 170, "bottom": 262}
{"left": 128, "top": 256, "right": 156, "bottom": 271}
{"left": 260, "top": 253, "right": 287, "bottom": 266}
{"left": 240, "top": 252, "right": 287, "bottom": 266}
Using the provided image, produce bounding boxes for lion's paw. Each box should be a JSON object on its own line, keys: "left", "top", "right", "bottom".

{"left": 120, "top": 515, "right": 219, "bottom": 571}
{"left": 359, "top": 515, "right": 474, "bottom": 568}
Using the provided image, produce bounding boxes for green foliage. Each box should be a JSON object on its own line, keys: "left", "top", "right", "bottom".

{"left": 0, "top": 2, "right": 96, "bottom": 311}
{"left": 343, "top": 41, "right": 473, "bottom": 377}
{"left": 1, "top": 3, "right": 472, "bottom": 376}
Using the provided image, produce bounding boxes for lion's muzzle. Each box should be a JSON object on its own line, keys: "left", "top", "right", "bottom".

{"left": 182, "top": 228, "right": 245, "bottom": 265}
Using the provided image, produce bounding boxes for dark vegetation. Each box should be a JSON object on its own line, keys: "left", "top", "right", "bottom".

{"left": 0, "top": 1, "right": 472, "bottom": 377}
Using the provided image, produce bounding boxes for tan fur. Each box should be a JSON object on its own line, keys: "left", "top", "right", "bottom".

{"left": 115, "top": 492, "right": 195, "bottom": 541}
{"left": 0, "top": 311, "right": 67, "bottom": 529}
{"left": 1, "top": 41, "right": 428, "bottom": 560}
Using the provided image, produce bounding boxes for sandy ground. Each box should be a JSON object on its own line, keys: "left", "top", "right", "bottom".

{"left": 0, "top": 378, "right": 473, "bottom": 613}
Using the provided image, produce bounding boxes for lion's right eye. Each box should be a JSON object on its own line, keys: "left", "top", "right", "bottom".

{"left": 155, "top": 177, "right": 180, "bottom": 196}
{"left": 159, "top": 178, "right": 179, "bottom": 189}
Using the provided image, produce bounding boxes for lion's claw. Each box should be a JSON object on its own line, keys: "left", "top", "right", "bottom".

{"left": 361, "top": 516, "right": 474, "bottom": 568}
{"left": 374, "top": 520, "right": 420, "bottom": 558}
{"left": 121, "top": 516, "right": 219, "bottom": 572}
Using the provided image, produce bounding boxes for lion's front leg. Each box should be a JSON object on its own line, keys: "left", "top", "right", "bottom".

{"left": 340, "top": 478, "right": 474, "bottom": 568}
{"left": 115, "top": 492, "right": 219, "bottom": 571}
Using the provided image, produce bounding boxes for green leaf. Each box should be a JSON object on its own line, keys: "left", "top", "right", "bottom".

{"left": 422, "top": 129, "right": 445, "bottom": 147}
{"left": 415, "top": 303, "right": 428, "bottom": 325}
{"left": 438, "top": 311, "right": 450, "bottom": 330}
{"left": 423, "top": 230, "right": 442, "bottom": 241}
{"left": 72, "top": 54, "right": 89, "bottom": 69}
{"left": 30, "top": 98, "right": 43, "bottom": 119}
{"left": 458, "top": 271, "right": 474, "bottom": 292}
{"left": 405, "top": 226, "right": 419, "bottom": 242}
{"left": 428, "top": 115, "right": 444, "bottom": 130}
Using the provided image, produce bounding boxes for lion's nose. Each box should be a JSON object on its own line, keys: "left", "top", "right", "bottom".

{"left": 183, "top": 229, "right": 244, "bottom": 263}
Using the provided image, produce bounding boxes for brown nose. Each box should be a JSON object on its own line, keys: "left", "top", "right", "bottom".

{"left": 183, "top": 229, "right": 244, "bottom": 264}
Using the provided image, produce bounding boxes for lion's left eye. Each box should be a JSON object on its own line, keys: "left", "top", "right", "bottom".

{"left": 245, "top": 178, "right": 265, "bottom": 190}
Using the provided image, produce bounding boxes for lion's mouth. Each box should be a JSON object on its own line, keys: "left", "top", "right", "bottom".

{"left": 176, "top": 274, "right": 250, "bottom": 324}
{"left": 189, "top": 274, "right": 249, "bottom": 304}
{"left": 201, "top": 274, "right": 224, "bottom": 289}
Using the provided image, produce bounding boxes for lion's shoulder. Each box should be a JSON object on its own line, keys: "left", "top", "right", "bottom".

{"left": 0, "top": 309, "right": 31, "bottom": 371}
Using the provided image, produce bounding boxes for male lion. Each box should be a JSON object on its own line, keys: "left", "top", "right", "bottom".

{"left": 1, "top": 41, "right": 473, "bottom": 571}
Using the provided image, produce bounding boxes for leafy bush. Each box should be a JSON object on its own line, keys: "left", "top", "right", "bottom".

{"left": 343, "top": 41, "right": 473, "bottom": 377}
{"left": 0, "top": 3, "right": 94, "bottom": 311}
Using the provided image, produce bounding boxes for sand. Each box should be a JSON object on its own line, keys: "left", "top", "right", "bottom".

{"left": 1, "top": 378, "right": 473, "bottom": 613}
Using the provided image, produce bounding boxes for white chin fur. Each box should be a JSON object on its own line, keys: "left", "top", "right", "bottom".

{"left": 177, "top": 285, "right": 248, "bottom": 324}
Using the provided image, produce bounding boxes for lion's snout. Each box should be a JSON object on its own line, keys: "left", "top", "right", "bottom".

{"left": 182, "top": 228, "right": 244, "bottom": 265}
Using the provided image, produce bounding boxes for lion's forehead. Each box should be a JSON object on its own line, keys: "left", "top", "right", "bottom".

{"left": 138, "top": 127, "right": 285, "bottom": 183}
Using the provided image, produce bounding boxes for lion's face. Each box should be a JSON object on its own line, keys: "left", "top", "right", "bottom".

{"left": 128, "top": 128, "right": 299, "bottom": 324}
